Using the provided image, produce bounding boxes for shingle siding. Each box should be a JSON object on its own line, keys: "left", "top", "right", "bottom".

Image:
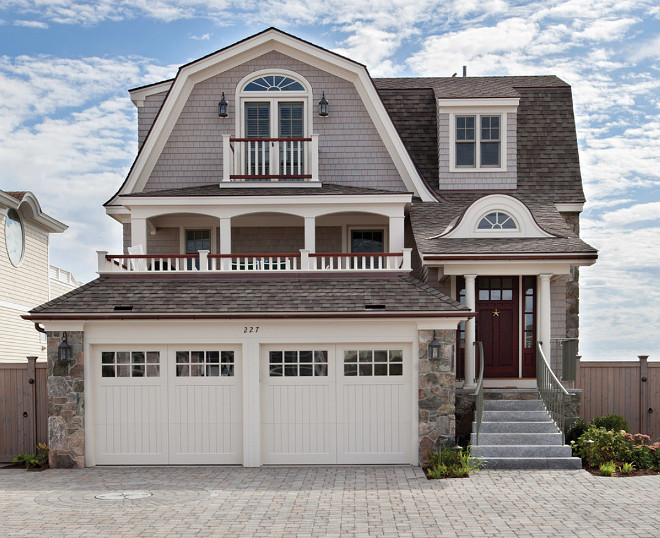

{"left": 138, "top": 91, "right": 167, "bottom": 150}
{"left": 143, "top": 51, "right": 407, "bottom": 193}
{"left": 437, "top": 112, "right": 517, "bottom": 190}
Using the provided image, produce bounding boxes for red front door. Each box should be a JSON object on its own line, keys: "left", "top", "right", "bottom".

{"left": 476, "top": 277, "right": 519, "bottom": 378}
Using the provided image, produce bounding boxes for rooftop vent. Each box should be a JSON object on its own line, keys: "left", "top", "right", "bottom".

{"left": 364, "top": 304, "right": 386, "bottom": 310}
{"left": 114, "top": 305, "right": 133, "bottom": 311}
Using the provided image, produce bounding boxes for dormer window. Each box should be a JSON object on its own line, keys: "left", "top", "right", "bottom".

{"left": 455, "top": 115, "right": 501, "bottom": 168}
{"left": 477, "top": 211, "right": 517, "bottom": 230}
{"left": 437, "top": 98, "right": 519, "bottom": 174}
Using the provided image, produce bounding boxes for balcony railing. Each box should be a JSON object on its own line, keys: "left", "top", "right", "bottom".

{"left": 98, "top": 249, "right": 412, "bottom": 274}
{"left": 222, "top": 135, "right": 319, "bottom": 182}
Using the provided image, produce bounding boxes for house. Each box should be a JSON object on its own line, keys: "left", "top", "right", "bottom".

{"left": 26, "top": 28, "right": 597, "bottom": 469}
{"left": 0, "top": 190, "right": 72, "bottom": 363}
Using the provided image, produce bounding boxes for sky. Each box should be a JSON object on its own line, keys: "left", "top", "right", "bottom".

{"left": 0, "top": 0, "right": 658, "bottom": 361}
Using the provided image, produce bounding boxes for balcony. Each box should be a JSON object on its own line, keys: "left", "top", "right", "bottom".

{"left": 98, "top": 249, "right": 412, "bottom": 274}
{"left": 222, "top": 135, "right": 319, "bottom": 183}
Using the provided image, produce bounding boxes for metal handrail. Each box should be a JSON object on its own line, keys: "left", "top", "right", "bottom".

{"left": 472, "top": 341, "right": 485, "bottom": 446}
{"left": 536, "top": 341, "right": 570, "bottom": 443}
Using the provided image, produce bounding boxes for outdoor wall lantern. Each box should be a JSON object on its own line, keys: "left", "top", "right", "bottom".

{"left": 218, "top": 92, "right": 228, "bottom": 118}
{"left": 428, "top": 330, "right": 441, "bottom": 361}
{"left": 318, "top": 92, "right": 328, "bottom": 117}
{"left": 57, "top": 332, "right": 71, "bottom": 365}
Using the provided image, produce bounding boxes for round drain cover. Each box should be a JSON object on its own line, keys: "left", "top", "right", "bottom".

{"left": 95, "top": 491, "right": 152, "bottom": 500}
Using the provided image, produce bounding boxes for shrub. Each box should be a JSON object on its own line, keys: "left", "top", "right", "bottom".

{"left": 590, "top": 414, "right": 629, "bottom": 433}
{"left": 575, "top": 426, "right": 629, "bottom": 467}
{"left": 599, "top": 461, "right": 616, "bottom": 476}
{"left": 620, "top": 462, "right": 634, "bottom": 474}
{"left": 12, "top": 443, "right": 48, "bottom": 469}
{"left": 426, "top": 445, "right": 481, "bottom": 479}
{"left": 566, "top": 419, "right": 588, "bottom": 447}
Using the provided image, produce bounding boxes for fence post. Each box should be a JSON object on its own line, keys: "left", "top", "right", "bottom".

{"left": 639, "top": 355, "right": 649, "bottom": 435}
{"left": 26, "top": 356, "right": 38, "bottom": 451}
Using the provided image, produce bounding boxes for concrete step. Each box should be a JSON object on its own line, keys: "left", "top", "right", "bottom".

{"left": 471, "top": 444, "right": 574, "bottom": 458}
{"left": 477, "top": 421, "right": 559, "bottom": 433}
{"left": 472, "top": 456, "right": 582, "bottom": 470}
{"left": 482, "top": 410, "right": 553, "bottom": 422}
{"left": 483, "top": 399, "right": 545, "bottom": 411}
{"left": 471, "top": 432, "right": 563, "bottom": 445}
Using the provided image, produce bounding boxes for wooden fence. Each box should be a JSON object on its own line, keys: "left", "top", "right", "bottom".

{"left": 577, "top": 356, "right": 658, "bottom": 439}
{"left": 0, "top": 358, "right": 48, "bottom": 462}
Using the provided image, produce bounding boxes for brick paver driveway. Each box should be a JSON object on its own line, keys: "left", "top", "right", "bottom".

{"left": 1, "top": 466, "right": 658, "bottom": 536}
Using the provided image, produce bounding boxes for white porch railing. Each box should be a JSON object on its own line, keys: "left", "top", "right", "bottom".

{"left": 97, "top": 249, "right": 412, "bottom": 274}
{"left": 222, "top": 135, "right": 319, "bottom": 182}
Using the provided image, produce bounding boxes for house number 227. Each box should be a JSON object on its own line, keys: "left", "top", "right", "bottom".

{"left": 244, "top": 326, "right": 259, "bottom": 333}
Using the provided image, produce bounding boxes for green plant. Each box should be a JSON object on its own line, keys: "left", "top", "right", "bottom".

{"left": 590, "top": 414, "right": 629, "bottom": 433}
{"left": 620, "top": 462, "right": 634, "bottom": 474}
{"left": 566, "top": 419, "right": 588, "bottom": 449}
{"left": 599, "top": 461, "right": 616, "bottom": 476}
{"left": 426, "top": 445, "right": 482, "bottom": 479}
{"left": 12, "top": 443, "right": 48, "bottom": 469}
{"left": 575, "top": 426, "right": 629, "bottom": 467}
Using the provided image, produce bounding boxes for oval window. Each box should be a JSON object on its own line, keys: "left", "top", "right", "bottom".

{"left": 5, "top": 208, "right": 24, "bottom": 266}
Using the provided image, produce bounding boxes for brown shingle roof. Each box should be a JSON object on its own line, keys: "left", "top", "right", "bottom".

{"left": 28, "top": 274, "right": 468, "bottom": 318}
{"left": 409, "top": 195, "right": 597, "bottom": 256}
{"left": 375, "top": 76, "right": 585, "bottom": 204}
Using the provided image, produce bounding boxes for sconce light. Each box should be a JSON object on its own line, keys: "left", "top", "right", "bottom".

{"left": 57, "top": 332, "right": 71, "bottom": 365}
{"left": 428, "top": 330, "right": 441, "bottom": 361}
{"left": 218, "top": 92, "right": 228, "bottom": 117}
{"left": 318, "top": 92, "right": 328, "bottom": 117}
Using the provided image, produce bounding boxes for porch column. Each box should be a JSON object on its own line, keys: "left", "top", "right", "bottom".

{"left": 464, "top": 274, "right": 477, "bottom": 389}
{"left": 304, "top": 216, "right": 316, "bottom": 253}
{"left": 130, "top": 217, "right": 147, "bottom": 250}
{"left": 538, "top": 273, "right": 552, "bottom": 360}
{"left": 388, "top": 215, "right": 405, "bottom": 253}
{"left": 219, "top": 217, "right": 232, "bottom": 254}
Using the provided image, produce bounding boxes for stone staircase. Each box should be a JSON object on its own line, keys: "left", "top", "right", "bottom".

{"left": 470, "top": 396, "right": 582, "bottom": 470}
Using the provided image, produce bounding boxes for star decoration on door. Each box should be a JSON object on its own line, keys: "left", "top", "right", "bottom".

{"left": 492, "top": 310, "right": 500, "bottom": 317}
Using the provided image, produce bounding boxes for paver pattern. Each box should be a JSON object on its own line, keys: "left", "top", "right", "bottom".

{"left": 1, "top": 466, "right": 658, "bottom": 537}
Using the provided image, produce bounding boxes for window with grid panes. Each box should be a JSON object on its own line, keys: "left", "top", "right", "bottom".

{"left": 343, "top": 349, "right": 403, "bottom": 376}
{"left": 269, "top": 350, "right": 328, "bottom": 377}
{"left": 101, "top": 351, "right": 160, "bottom": 378}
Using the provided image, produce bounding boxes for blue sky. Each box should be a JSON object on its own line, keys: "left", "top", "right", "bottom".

{"left": 1, "top": 1, "right": 658, "bottom": 361}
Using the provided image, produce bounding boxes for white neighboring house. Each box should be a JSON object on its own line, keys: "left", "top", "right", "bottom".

{"left": 0, "top": 190, "right": 78, "bottom": 362}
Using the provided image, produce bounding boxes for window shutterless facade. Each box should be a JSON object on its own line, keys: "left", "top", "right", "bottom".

{"left": 455, "top": 114, "right": 501, "bottom": 168}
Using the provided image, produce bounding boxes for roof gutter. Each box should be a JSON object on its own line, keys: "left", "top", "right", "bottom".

{"left": 23, "top": 311, "right": 474, "bottom": 322}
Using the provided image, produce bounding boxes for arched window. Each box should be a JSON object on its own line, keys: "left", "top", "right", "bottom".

{"left": 237, "top": 71, "right": 312, "bottom": 180}
{"left": 243, "top": 75, "right": 305, "bottom": 92}
{"left": 477, "top": 211, "right": 517, "bottom": 230}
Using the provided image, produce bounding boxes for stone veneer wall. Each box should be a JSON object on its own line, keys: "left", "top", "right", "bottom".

{"left": 47, "top": 331, "right": 85, "bottom": 468}
{"left": 418, "top": 329, "right": 456, "bottom": 464}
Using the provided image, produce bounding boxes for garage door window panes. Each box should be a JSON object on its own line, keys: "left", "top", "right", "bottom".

{"left": 344, "top": 349, "right": 403, "bottom": 376}
{"left": 176, "top": 351, "right": 234, "bottom": 377}
{"left": 101, "top": 351, "right": 160, "bottom": 378}
{"left": 269, "top": 350, "right": 328, "bottom": 377}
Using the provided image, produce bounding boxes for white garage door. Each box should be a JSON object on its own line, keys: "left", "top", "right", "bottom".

{"left": 261, "top": 345, "right": 411, "bottom": 465}
{"left": 93, "top": 346, "right": 242, "bottom": 465}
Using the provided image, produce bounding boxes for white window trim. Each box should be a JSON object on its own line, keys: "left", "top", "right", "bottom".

{"left": 235, "top": 69, "right": 314, "bottom": 139}
{"left": 438, "top": 99, "right": 519, "bottom": 173}
{"left": 440, "top": 194, "right": 553, "bottom": 239}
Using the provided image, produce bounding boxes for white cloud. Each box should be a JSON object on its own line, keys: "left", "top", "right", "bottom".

{"left": 13, "top": 19, "right": 47, "bottom": 28}
{"left": 190, "top": 33, "right": 210, "bottom": 40}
